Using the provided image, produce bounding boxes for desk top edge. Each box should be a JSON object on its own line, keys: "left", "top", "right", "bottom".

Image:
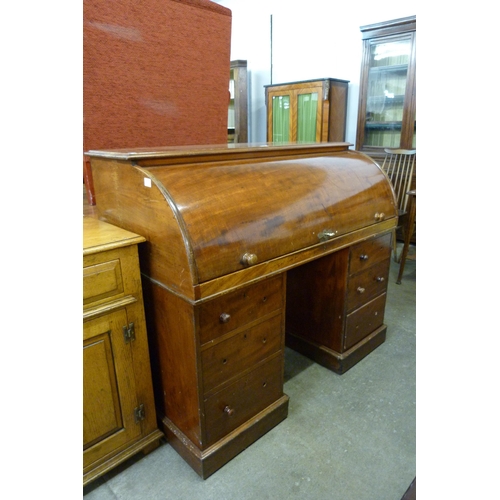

{"left": 85, "top": 142, "right": 353, "bottom": 161}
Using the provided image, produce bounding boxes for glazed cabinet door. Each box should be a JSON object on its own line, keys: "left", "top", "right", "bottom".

{"left": 294, "top": 85, "right": 323, "bottom": 142}
{"left": 267, "top": 88, "right": 294, "bottom": 143}
{"left": 83, "top": 309, "right": 141, "bottom": 471}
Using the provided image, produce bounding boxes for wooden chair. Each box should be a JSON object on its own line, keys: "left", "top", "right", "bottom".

{"left": 380, "top": 148, "right": 416, "bottom": 262}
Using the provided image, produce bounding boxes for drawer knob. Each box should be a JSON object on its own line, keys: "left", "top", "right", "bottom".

{"left": 241, "top": 253, "right": 258, "bottom": 266}
{"left": 219, "top": 313, "right": 231, "bottom": 324}
{"left": 360, "top": 254, "right": 369, "bottom": 261}
{"left": 374, "top": 212, "right": 385, "bottom": 221}
{"left": 357, "top": 287, "right": 365, "bottom": 294}
{"left": 223, "top": 405, "right": 234, "bottom": 416}
{"left": 376, "top": 276, "right": 385, "bottom": 282}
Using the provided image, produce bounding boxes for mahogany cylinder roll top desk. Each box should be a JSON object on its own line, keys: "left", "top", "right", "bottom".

{"left": 86, "top": 142, "right": 398, "bottom": 479}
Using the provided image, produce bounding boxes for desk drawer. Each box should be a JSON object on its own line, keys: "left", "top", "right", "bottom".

{"left": 83, "top": 259, "right": 124, "bottom": 307}
{"left": 199, "top": 275, "right": 284, "bottom": 345}
{"left": 203, "top": 354, "right": 283, "bottom": 446}
{"left": 346, "top": 259, "right": 390, "bottom": 312}
{"left": 344, "top": 293, "right": 386, "bottom": 350}
{"left": 202, "top": 313, "right": 282, "bottom": 394}
{"left": 349, "top": 233, "right": 391, "bottom": 275}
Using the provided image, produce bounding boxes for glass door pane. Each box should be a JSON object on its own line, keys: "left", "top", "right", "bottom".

{"left": 272, "top": 95, "right": 290, "bottom": 142}
{"left": 297, "top": 92, "right": 318, "bottom": 142}
{"left": 364, "top": 38, "right": 411, "bottom": 148}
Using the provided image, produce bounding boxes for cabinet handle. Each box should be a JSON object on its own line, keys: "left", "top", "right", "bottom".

{"left": 360, "top": 254, "right": 369, "bottom": 261}
{"left": 374, "top": 212, "right": 385, "bottom": 221}
{"left": 223, "top": 405, "right": 234, "bottom": 416}
{"left": 219, "top": 313, "right": 231, "bottom": 323}
{"left": 357, "top": 287, "right": 365, "bottom": 294}
{"left": 241, "top": 252, "right": 258, "bottom": 266}
{"left": 376, "top": 276, "right": 385, "bottom": 282}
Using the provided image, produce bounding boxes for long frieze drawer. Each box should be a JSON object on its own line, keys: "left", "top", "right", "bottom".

{"left": 346, "top": 259, "right": 390, "bottom": 313}
{"left": 349, "top": 233, "right": 391, "bottom": 276}
{"left": 201, "top": 313, "right": 283, "bottom": 394}
{"left": 203, "top": 354, "right": 283, "bottom": 447}
{"left": 83, "top": 259, "right": 124, "bottom": 306}
{"left": 344, "top": 293, "right": 387, "bottom": 351}
{"left": 198, "top": 275, "right": 284, "bottom": 345}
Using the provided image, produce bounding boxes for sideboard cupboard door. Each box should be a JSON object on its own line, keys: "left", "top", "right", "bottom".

{"left": 83, "top": 310, "right": 141, "bottom": 465}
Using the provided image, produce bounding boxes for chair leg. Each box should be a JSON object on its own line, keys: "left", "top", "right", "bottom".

{"left": 396, "top": 194, "right": 416, "bottom": 284}
{"left": 392, "top": 228, "right": 398, "bottom": 262}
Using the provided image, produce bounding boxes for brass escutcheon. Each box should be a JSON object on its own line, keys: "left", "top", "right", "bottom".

{"left": 318, "top": 229, "right": 337, "bottom": 242}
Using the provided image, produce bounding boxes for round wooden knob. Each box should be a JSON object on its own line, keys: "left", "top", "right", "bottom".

{"left": 219, "top": 313, "right": 231, "bottom": 324}
{"left": 223, "top": 405, "right": 234, "bottom": 416}
{"left": 241, "top": 253, "right": 258, "bottom": 266}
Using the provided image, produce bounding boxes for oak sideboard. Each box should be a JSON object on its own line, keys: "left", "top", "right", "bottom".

{"left": 86, "top": 142, "right": 397, "bottom": 478}
{"left": 83, "top": 217, "right": 163, "bottom": 485}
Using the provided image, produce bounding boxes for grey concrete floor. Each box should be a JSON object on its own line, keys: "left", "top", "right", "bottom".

{"left": 84, "top": 244, "right": 416, "bottom": 500}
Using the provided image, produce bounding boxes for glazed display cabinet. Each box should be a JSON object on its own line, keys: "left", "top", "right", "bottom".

{"left": 265, "top": 78, "right": 349, "bottom": 143}
{"left": 355, "top": 16, "right": 416, "bottom": 161}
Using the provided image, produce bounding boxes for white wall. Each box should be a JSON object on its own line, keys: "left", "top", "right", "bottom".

{"left": 213, "top": 0, "right": 415, "bottom": 145}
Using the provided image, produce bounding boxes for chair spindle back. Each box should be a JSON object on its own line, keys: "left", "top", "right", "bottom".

{"left": 381, "top": 148, "right": 416, "bottom": 214}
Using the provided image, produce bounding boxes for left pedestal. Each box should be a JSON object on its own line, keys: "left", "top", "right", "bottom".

{"left": 83, "top": 217, "right": 163, "bottom": 486}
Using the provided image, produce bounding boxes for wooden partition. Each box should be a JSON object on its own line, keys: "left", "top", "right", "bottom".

{"left": 83, "top": 0, "right": 232, "bottom": 204}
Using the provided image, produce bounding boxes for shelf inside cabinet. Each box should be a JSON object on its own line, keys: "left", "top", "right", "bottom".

{"left": 369, "top": 64, "right": 408, "bottom": 74}
{"left": 365, "top": 122, "right": 402, "bottom": 130}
